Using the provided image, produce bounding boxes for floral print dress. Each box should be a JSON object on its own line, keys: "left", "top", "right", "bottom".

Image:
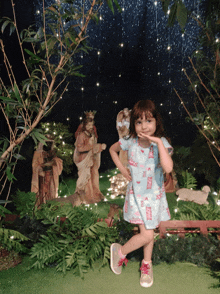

{"left": 119, "top": 137, "right": 173, "bottom": 229}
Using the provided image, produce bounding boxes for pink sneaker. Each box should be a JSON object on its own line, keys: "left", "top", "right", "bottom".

{"left": 140, "top": 261, "right": 153, "bottom": 287}
{"left": 110, "top": 243, "right": 128, "bottom": 275}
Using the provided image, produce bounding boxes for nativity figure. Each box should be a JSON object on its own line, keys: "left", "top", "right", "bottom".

{"left": 31, "top": 135, "right": 63, "bottom": 206}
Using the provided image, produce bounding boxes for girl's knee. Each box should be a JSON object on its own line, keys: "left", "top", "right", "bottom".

{"left": 139, "top": 226, "right": 154, "bottom": 241}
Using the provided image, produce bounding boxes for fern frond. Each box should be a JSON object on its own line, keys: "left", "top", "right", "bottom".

{"left": 180, "top": 170, "right": 197, "bottom": 189}
{"left": 0, "top": 228, "right": 29, "bottom": 252}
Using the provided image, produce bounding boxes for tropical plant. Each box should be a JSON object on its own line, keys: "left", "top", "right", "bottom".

{"left": 171, "top": 0, "right": 220, "bottom": 168}
{"left": 174, "top": 192, "right": 220, "bottom": 221}
{"left": 29, "top": 202, "right": 117, "bottom": 277}
{"left": 0, "top": 201, "right": 12, "bottom": 218}
{"left": 0, "top": 0, "right": 120, "bottom": 203}
{"left": 12, "top": 190, "right": 36, "bottom": 218}
{"left": 0, "top": 200, "right": 29, "bottom": 253}
{"left": 152, "top": 235, "right": 220, "bottom": 267}
{"left": 178, "top": 170, "right": 197, "bottom": 189}
{"left": 0, "top": 227, "right": 29, "bottom": 253}
{"left": 160, "top": 0, "right": 188, "bottom": 31}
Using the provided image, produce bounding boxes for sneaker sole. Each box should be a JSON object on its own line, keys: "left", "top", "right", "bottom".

{"left": 140, "top": 280, "right": 153, "bottom": 288}
{"left": 110, "top": 243, "right": 122, "bottom": 275}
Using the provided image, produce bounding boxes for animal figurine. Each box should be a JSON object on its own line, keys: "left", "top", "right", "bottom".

{"left": 176, "top": 185, "right": 211, "bottom": 205}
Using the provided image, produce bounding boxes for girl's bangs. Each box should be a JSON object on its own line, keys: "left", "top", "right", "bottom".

{"left": 134, "top": 109, "right": 154, "bottom": 121}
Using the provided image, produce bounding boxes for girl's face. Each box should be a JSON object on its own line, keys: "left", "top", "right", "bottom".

{"left": 135, "top": 113, "right": 156, "bottom": 138}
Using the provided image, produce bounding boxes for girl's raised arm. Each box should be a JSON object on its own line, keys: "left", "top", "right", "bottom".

{"left": 156, "top": 140, "right": 173, "bottom": 174}
{"left": 139, "top": 134, "right": 173, "bottom": 174}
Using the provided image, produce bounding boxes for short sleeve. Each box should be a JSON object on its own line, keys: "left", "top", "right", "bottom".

{"left": 161, "top": 137, "right": 173, "bottom": 155}
{"left": 119, "top": 137, "right": 132, "bottom": 151}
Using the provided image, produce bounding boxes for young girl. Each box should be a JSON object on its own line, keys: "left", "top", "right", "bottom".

{"left": 109, "top": 100, "right": 173, "bottom": 288}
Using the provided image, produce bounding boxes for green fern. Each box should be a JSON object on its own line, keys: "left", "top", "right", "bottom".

{"left": 179, "top": 170, "right": 197, "bottom": 189}
{"left": 0, "top": 204, "right": 12, "bottom": 218}
{"left": 176, "top": 201, "right": 220, "bottom": 221}
{"left": 12, "top": 190, "right": 36, "bottom": 218}
{"left": 0, "top": 228, "right": 29, "bottom": 253}
{"left": 29, "top": 204, "right": 117, "bottom": 277}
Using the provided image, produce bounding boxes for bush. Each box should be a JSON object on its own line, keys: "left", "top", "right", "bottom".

{"left": 29, "top": 202, "right": 118, "bottom": 277}
{"left": 12, "top": 190, "right": 36, "bottom": 218}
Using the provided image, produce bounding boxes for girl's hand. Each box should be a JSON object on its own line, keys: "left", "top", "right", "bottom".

{"left": 139, "top": 133, "right": 161, "bottom": 145}
{"left": 121, "top": 167, "right": 132, "bottom": 182}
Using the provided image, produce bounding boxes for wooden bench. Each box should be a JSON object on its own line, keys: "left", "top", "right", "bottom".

{"left": 159, "top": 220, "right": 220, "bottom": 239}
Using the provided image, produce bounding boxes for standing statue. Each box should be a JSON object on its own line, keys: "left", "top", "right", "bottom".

{"left": 73, "top": 117, "right": 106, "bottom": 204}
{"left": 108, "top": 108, "right": 131, "bottom": 198}
{"left": 54, "top": 116, "right": 106, "bottom": 206}
{"left": 116, "top": 108, "right": 131, "bottom": 167}
{"left": 31, "top": 135, "right": 63, "bottom": 206}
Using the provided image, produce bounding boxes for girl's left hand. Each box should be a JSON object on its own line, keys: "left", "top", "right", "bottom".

{"left": 139, "top": 133, "right": 161, "bottom": 144}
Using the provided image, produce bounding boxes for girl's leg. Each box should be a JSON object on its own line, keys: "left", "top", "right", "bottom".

{"left": 141, "top": 228, "right": 154, "bottom": 262}
{"left": 137, "top": 226, "right": 154, "bottom": 288}
{"left": 121, "top": 225, "right": 154, "bottom": 257}
{"left": 110, "top": 225, "right": 154, "bottom": 276}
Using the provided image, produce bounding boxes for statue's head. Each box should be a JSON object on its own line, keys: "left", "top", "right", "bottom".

{"left": 84, "top": 110, "right": 96, "bottom": 120}
{"left": 82, "top": 117, "right": 94, "bottom": 133}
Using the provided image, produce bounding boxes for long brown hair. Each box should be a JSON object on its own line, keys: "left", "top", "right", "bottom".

{"left": 129, "top": 100, "right": 165, "bottom": 138}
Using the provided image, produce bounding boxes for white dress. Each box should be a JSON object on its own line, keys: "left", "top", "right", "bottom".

{"left": 119, "top": 137, "right": 173, "bottom": 229}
